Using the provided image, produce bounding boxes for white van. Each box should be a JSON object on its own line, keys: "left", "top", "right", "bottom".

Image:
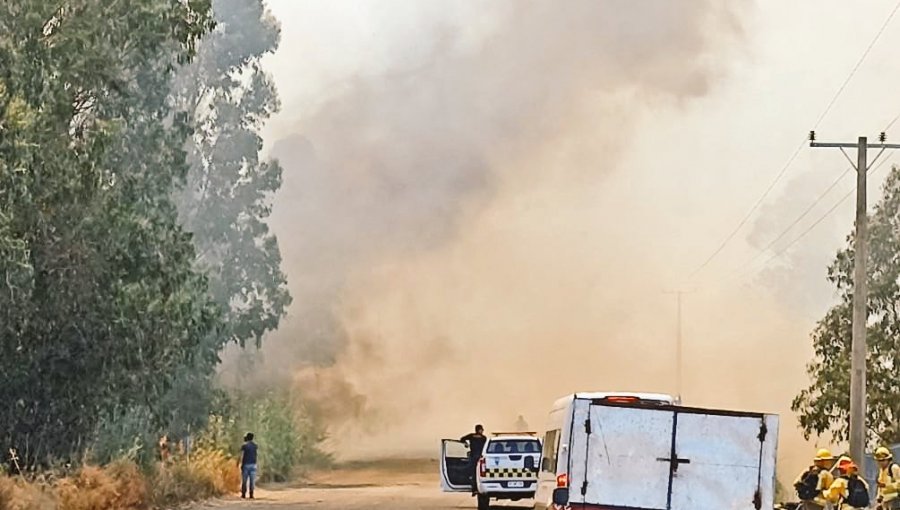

{"left": 533, "top": 392, "right": 779, "bottom": 510}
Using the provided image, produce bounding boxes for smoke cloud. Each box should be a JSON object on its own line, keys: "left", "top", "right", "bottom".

{"left": 234, "top": 0, "right": 825, "bottom": 480}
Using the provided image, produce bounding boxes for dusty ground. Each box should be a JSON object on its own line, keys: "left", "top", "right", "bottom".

{"left": 191, "top": 459, "right": 534, "bottom": 510}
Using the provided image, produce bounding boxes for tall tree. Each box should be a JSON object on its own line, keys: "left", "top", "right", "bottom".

{"left": 148, "top": 0, "right": 290, "bottom": 438}
{"left": 793, "top": 165, "right": 900, "bottom": 445}
{"left": 0, "top": 0, "right": 220, "bottom": 465}
{"left": 174, "top": 0, "right": 290, "bottom": 351}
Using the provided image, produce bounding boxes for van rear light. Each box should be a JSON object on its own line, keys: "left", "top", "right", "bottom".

{"left": 604, "top": 396, "right": 639, "bottom": 404}
{"left": 556, "top": 473, "right": 568, "bottom": 487}
{"left": 479, "top": 457, "right": 486, "bottom": 477}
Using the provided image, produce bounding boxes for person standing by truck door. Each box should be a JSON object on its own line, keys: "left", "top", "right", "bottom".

{"left": 460, "top": 425, "right": 487, "bottom": 494}
{"left": 827, "top": 459, "right": 870, "bottom": 510}
{"left": 794, "top": 449, "right": 835, "bottom": 510}
{"left": 876, "top": 447, "right": 900, "bottom": 509}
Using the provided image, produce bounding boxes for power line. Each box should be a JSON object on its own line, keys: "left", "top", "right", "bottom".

{"left": 730, "top": 109, "right": 900, "bottom": 281}
{"left": 885, "top": 110, "right": 900, "bottom": 132}
{"left": 688, "top": 0, "right": 900, "bottom": 280}
{"left": 735, "top": 152, "right": 896, "bottom": 282}
{"left": 688, "top": 138, "right": 805, "bottom": 279}
{"left": 728, "top": 166, "right": 853, "bottom": 276}
{"left": 811, "top": 0, "right": 900, "bottom": 129}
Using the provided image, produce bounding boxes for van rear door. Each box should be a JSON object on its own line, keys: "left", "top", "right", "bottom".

{"left": 570, "top": 401, "right": 778, "bottom": 510}
{"left": 670, "top": 411, "right": 778, "bottom": 510}
{"left": 573, "top": 404, "right": 675, "bottom": 509}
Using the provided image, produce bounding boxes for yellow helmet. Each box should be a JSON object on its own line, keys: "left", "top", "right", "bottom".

{"left": 875, "top": 447, "right": 893, "bottom": 461}
{"left": 814, "top": 449, "right": 835, "bottom": 461}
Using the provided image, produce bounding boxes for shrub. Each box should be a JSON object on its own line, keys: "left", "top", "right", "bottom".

{"left": 251, "top": 395, "right": 302, "bottom": 482}
{"left": 86, "top": 407, "right": 155, "bottom": 467}
{"left": 0, "top": 477, "right": 54, "bottom": 510}
{"left": 217, "top": 390, "right": 330, "bottom": 482}
{"left": 148, "top": 448, "right": 238, "bottom": 507}
{"left": 56, "top": 460, "right": 147, "bottom": 510}
{"left": 0, "top": 389, "right": 328, "bottom": 510}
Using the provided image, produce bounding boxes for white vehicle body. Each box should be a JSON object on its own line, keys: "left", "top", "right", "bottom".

{"left": 534, "top": 392, "right": 779, "bottom": 510}
{"left": 441, "top": 433, "right": 542, "bottom": 509}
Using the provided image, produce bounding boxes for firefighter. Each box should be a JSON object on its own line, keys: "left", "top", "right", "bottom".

{"left": 514, "top": 415, "right": 528, "bottom": 431}
{"left": 876, "top": 447, "right": 900, "bottom": 509}
{"left": 794, "top": 449, "right": 836, "bottom": 510}
{"left": 827, "top": 458, "right": 870, "bottom": 510}
{"left": 460, "top": 424, "right": 487, "bottom": 494}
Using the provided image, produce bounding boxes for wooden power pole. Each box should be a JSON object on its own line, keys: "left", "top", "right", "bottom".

{"left": 809, "top": 131, "right": 900, "bottom": 463}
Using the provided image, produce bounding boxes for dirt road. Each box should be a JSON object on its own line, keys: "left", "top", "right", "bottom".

{"left": 192, "top": 459, "right": 534, "bottom": 510}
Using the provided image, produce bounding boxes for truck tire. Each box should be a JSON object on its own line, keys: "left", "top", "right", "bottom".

{"left": 477, "top": 494, "right": 490, "bottom": 510}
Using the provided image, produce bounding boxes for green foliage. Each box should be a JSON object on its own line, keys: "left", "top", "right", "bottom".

{"left": 0, "top": 0, "right": 308, "bottom": 474}
{"left": 87, "top": 407, "right": 155, "bottom": 466}
{"left": 793, "top": 164, "right": 900, "bottom": 445}
{"left": 0, "top": 0, "right": 220, "bottom": 466}
{"left": 174, "top": 0, "right": 291, "bottom": 350}
{"left": 154, "top": 0, "right": 292, "bottom": 450}
{"left": 244, "top": 393, "right": 302, "bottom": 482}
{"left": 197, "top": 391, "right": 330, "bottom": 482}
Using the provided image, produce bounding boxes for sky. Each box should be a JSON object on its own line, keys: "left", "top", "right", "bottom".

{"left": 248, "top": 0, "right": 900, "bottom": 478}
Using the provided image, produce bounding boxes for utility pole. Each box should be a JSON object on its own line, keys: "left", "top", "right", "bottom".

{"left": 664, "top": 289, "right": 696, "bottom": 404}
{"left": 809, "top": 131, "right": 900, "bottom": 464}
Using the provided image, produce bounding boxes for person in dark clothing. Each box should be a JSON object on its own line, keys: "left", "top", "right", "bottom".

{"left": 460, "top": 425, "right": 487, "bottom": 494}
{"left": 238, "top": 433, "right": 258, "bottom": 499}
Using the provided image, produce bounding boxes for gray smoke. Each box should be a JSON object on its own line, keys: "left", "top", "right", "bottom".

{"left": 218, "top": 0, "right": 837, "bottom": 466}
{"left": 260, "top": 0, "right": 746, "bottom": 370}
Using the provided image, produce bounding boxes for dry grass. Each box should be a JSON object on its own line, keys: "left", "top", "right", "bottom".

{"left": 0, "top": 449, "right": 237, "bottom": 510}
{"left": 56, "top": 460, "right": 147, "bottom": 510}
{"left": 0, "top": 476, "right": 55, "bottom": 510}
{"left": 149, "top": 449, "right": 240, "bottom": 507}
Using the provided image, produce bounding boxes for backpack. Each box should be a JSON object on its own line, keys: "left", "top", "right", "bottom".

{"left": 796, "top": 468, "right": 821, "bottom": 501}
{"left": 845, "top": 476, "right": 870, "bottom": 508}
{"left": 888, "top": 463, "right": 900, "bottom": 482}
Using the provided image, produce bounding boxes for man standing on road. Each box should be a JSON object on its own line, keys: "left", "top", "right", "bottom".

{"left": 239, "top": 432, "right": 258, "bottom": 499}
{"left": 460, "top": 425, "right": 487, "bottom": 495}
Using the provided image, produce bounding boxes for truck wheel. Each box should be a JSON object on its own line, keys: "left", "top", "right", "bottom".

{"left": 477, "top": 494, "right": 490, "bottom": 510}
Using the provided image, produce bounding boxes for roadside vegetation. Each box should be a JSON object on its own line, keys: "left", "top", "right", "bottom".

{"left": 793, "top": 164, "right": 900, "bottom": 445}
{"left": 0, "top": 390, "right": 327, "bottom": 509}
{"left": 0, "top": 0, "right": 322, "bottom": 507}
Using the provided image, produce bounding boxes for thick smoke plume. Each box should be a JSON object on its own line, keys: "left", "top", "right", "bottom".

{"left": 242, "top": 0, "right": 819, "bottom": 478}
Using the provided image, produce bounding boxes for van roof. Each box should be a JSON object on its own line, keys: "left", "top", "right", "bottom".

{"left": 551, "top": 391, "right": 675, "bottom": 411}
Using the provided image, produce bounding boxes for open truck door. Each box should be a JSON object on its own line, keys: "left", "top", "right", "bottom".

{"left": 440, "top": 439, "right": 473, "bottom": 492}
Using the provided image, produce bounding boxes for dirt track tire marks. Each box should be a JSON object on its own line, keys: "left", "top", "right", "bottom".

{"left": 190, "top": 461, "right": 531, "bottom": 510}
{"left": 192, "top": 485, "right": 532, "bottom": 510}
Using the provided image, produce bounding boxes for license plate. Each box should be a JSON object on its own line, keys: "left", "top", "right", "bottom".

{"left": 508, "top": 481, "right": 524, "bottom": 488}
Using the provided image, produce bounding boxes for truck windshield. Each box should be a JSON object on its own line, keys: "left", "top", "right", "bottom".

{"left": 486, "top": 440, "right": 541, "bottom": 454}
